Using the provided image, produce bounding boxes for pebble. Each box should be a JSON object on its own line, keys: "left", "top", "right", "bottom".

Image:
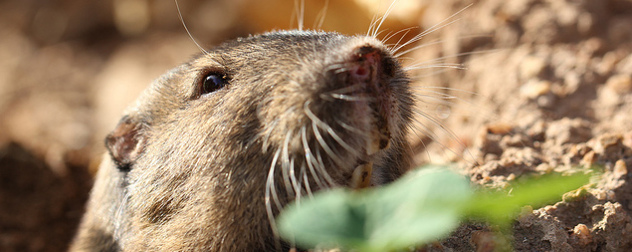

{"left": 613, "top": 159, "right": 628, "bottom": 178}
{"left": 520, "top": 56, "right": 548, "bottom": 80}
{"left": 520, "top": 80, "right": 551, "bottom": 99}
{"left": 605, "top": 74, "right": 632, "bottom": 94}
{"left": 572, "top": 224, "right": 592, "bottom": 245}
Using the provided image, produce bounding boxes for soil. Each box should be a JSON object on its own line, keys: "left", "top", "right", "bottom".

{"left": 0, "top": 0, "right": 631, "bottom": 251}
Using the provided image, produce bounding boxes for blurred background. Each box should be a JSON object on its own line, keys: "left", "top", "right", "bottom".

{"left": 2, "top": 0, "right": 632, "bottom": 251}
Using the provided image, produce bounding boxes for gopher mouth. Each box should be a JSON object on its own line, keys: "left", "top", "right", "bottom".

{"left": 345, "top": 45, "right": 393, "bottom": 189}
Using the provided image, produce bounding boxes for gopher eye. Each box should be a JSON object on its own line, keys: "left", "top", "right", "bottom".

{"left": 201, "top": 73, "right": 227, "bottom": 95}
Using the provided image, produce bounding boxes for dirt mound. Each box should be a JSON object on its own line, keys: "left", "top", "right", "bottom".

{"left": 413, "top": 0, "right": 632, "bottom": 250}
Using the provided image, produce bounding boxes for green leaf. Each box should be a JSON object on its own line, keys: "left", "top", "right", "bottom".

{"left": 466, "top": 171, "right": 592, "bottom": 225}
{"left": 364, "top": 167, "right": 471, "bottom": 251}
{"left": 277, "top": 166, "right": 472, "bottom": 251}
{"left": 276, "top": 189, "right": 369, "bottom": 249}
{"left": 277, "top": 166, "right": 593, "bottom": 251}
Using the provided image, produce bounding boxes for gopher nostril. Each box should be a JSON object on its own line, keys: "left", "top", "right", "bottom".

{"left": 354, "top": 66, "right": 368, "bottom": 78}
{"left": 350, "top": 50, "right": 381, "bottom": 82}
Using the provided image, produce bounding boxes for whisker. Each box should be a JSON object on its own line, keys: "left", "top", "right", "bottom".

{"left": 391, "top": 17, "right": 463, "bottom": 55}
{"left": 411, "top": 89, "right": 474, "bottom": 104}
{"left": 325, "top": 93, "right": 376, "bottom": 102}
{"left": 411, "top": 85, "right": 479, "bottom": 93}
{"left": 408, "top": 68, "right": 453, "bottom": 79}
{"left": 382, "top": 27, "right": 416, "bottom": 46}
{"left": 405, "top": 49, "right": 505, "bottom": 80}
{"left": 265, "top": 148, "right": 283, "bottom": 240}
{"left": 336, "top": 120, "right": 365, "bottom": 135}
{"left": 292, "top": 0, "right": 305, "bottom": 30}
{"left": 394, "top": 34, "right": 492, "bottom": 58}
{"left": 301, "top": 126, "right": 328, "bottom": 189}
{"left": 392, "top": 37, "right": 445, "bottom": 58}
{"left": 403, "top": 63, "right": 466, "bottom": 72}
{"left": 304, "top": 102, "right": 359, "bottom": 156}
{"left": 328, "top": 83, "right": 364, "bottom": 94}
{"left": 391, "top": 3, "right": 473, "bottom": 55}
{"left": 281, "top": 132, "right": 296, "bottom": 199}
{"left": 311, "top": 120, "right": 346, "bottom": 167}
{"left": 175, "top": 0, "right": 208, "bottom": 55}
{"left": 313, "top": 0, "right": 330, "bottom": 30}
{"left": 410, "top": 112, "right": 444, "bottom": 143}
{"left": 301, "top": 163, "right": 314, "bottom": 198}
{"left": 294, "top": 161, "right": 305, "bottom": 203}
{"left": 289, "top": 158, "right": 300, "bottom": 201}
{"left": 322, "top": 62, "right": 355, "bottom": 76}
{"left": 334, "top": 67, "right": 352, "bottom": 75}
{"left": 407, "top": 49, "right": 501, "bottom": 69}
{"left": 407, "top": 122, "right": 433, "bottom": 162}
{"left": 370, "top": 0, "right": 400, "bottom": 38}
{"left": 411, "top": 108, "right": 475, "bottom": 162}
{"left": 373, "top": 28, "right": 390, "bottom": 40}
{"left": 413, "top": 95, "right": 457, "bottom": 110}
{"left": 410, "top": 87, "right": 489, "bottom": 109}
{"left": 410, "top": 115, "right": 456, "bottom": 162}
{"left": 411, "top": 86, "right": 458, "bottom": 97}
{"left": 366, "top": 1, "right": 381, "bottom": 38}
{"left": 301, "top": 104, "right": 339, "bottom": 188}
{"left": 314, "top": 146, "right": 337, "bottom": 187}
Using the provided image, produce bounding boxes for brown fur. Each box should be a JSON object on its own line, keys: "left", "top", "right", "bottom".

{"left": 71, "top": 31, "right": 413, "bottom": 251}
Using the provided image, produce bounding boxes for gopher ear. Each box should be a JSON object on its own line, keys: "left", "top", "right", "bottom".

{"left": 105, "top": 116, "right": 147, "bottom": 172}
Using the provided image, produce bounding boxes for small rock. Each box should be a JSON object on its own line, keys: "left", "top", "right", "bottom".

{"left": 581, "top": 37, "right": 605, "bottom": 55}
{"left": 605, "top": 74, "right": 632, "bottom": 94}
{"left": 520, "top": 80, "right": 552, "bottom": 99}
{"left": 535, "top": 163, "right": 553, "bottom": 173}
{"left": 506, "top": 173, "right": 516, "bottom": 181}
{"left": 598, "top": 51, "right": 621, "bottom": 75}
{"left": 485, "top": 123, "right": 515, "bottom": 135}
{"left": 599, "top": 134, "right": 623, "bottom": 149}
{"left": 593, "top": 189, "right": 608, "bottom": 201}
{"left": 617, "top": 53, "right": 632, "bottom": 73}
{"left": 581, "top": 151, "right": 596, "bottom": 167}
{"left": 572, "top": 224, "right": 592, "bottom": 246}
{"left": 613, "top": 159, "right": 628, "bottom": 178}
{"left": 520, "top": 56, "right": 548, "bottom": 80}
{"left": 542, "top": 205, "right": 558, "bottom": 214}
{"left": 564, "top": 72, "right": 581, "bottom": 93}
{"left": 595, "top": 190, "right": 616, "bottom": 201}
{"left": 596, "top": 134, "right": 624, "bottom": 160}
{"left": 577, "top": 13, "right": 594, "bottom": 35}
{"left": 545, "top": 118, "right": 593, "bottom": 145}
{"left": 527, "top": 120, "right": 546, "bottom": 141}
